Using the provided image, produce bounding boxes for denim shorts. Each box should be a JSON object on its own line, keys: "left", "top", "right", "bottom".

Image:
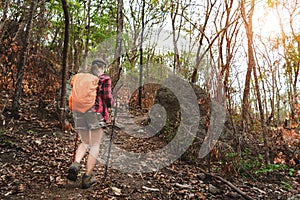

{"left": 73, "top": 111, "right": 104, "bottom": 130}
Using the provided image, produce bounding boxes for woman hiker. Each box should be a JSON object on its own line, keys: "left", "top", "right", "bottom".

{"left": 67, "top": 58, "right": 114, "bottom": 189}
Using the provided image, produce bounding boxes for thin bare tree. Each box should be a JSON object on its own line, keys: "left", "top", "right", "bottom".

{"left": 275, "top": 0, "right": 300, "bottom": 123}
{"left": 240, "top": 0, "right": 255, "bottom": 131}
{"left": 138, "top": 0, "right": 146, "bottom": 108}
{"left": 60, "top": 0, "right": 70, "bottom": 122}
{"left": 12, "top": 0, "right": 37, "bottom": 118}
{"left": 111, "top": 0, "right": 124, "bottom": 90}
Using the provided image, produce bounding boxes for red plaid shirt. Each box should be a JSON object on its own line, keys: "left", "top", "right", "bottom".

{"left": 92, "top": 74, "right": 114, "bottom": 122}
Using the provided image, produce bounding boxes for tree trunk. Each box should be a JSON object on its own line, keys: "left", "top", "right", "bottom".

{"left": 190, "top": 0, "right": 216, "bottom": 83}
{"left": 292, "top": 62, "right": 299, "bottom": 122}
{"left": 240, "top": 0, "right": 255, "bottom": 131}
{"left": 115, "top": 0, "right": 123, "bottom": 61}
{"left": 12, "top": 0, "right": 37, "bottom": 118}
{"left": 138, "top": 0, "right": 145, "bottom": 108}
{"left": 218, "top": 0, "right": 239, "bottom": 94}
{"left": 170, "top": 1, "right": 181, "bottom": 74}
{"left": 60, "top": 0, "right": 70, "bottom": 123}
{"left": 111, "top": 0, "right": 124, "bottom": 90}
{"left": 253, "top": 59, "right": 270, "bottom": 164}
{"left": 83, "top": 0, "right": 91, "bottom": 61}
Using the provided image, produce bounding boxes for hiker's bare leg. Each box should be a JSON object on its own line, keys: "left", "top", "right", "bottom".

{"left": 86, "top": 128, "right": 103, "bottom": 175}
{"left": 75, "top": 130, "right": 89, "bottom": 163}
{"left": 74, "top": 143, "right": 87, "bottom": 163}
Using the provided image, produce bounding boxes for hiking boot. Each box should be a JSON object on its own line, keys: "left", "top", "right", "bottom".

{"left": 67, "top": 162, "right": 80, "bottom": 181}
{"left": 82, "top": 173, "right": 97, "bottom": 189}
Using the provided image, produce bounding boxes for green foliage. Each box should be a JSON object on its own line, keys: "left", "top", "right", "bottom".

{"left": 255, "top": 163, "right": 286, "bottom": 174}
{"left": 239, "top": 157, "right": 263, "bottom": 176}
{"left": 1, "top": 139, "right": 17, "bottom": 148}
{"left": 0, "top": 129, "right": 5, "bottom": 135}
{"left": 164, "top": 119, "right": 174, "bottom": 140}
{"left": 225, "top": 151, "right": 238, "bottom": 158}
{"left": 0, "top": 129, "right": 17, "bottom": 148}
{"left": 281, "top": 181, "right": 293, "bottom": 190}
{"left": 123, "top": 49, "right": 172, "bottom": 83}
{"left": 26, "top": 130, "right": 35, "bottom": 134}
{"left": 288, "top": 168, "right": 295, "bottom": 176}
{"left": 239, "top": 153, "right": 295, "bottom": 177}
{"left": 42, "top": 0, "right": 118, "bottom": 60}
{"left": 157, "top": 119, "right": 175, "bottom": 143}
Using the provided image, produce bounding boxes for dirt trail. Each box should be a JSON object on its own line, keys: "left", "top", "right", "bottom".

{"left": 0, "top": 97, "right": 299, "bottom": 199}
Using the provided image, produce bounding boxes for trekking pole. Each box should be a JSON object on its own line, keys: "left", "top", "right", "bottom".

{"left": 104, "top": 98, "right": 118, "bottom": 180}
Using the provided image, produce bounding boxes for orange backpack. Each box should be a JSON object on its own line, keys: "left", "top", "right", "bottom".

{"left": 69, "top": 73, "right": 99, "bottom": 113}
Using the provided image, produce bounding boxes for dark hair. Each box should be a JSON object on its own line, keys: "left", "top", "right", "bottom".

{"left": 92, "top": 58, "right": 107, "bottom": 68}
{"left": 90, "top": 58, "right": 106, "bottom": 76}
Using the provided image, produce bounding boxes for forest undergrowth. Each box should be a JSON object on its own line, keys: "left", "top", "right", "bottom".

{"left": 0, "top": 89, "right": 300, "bottom": 199}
